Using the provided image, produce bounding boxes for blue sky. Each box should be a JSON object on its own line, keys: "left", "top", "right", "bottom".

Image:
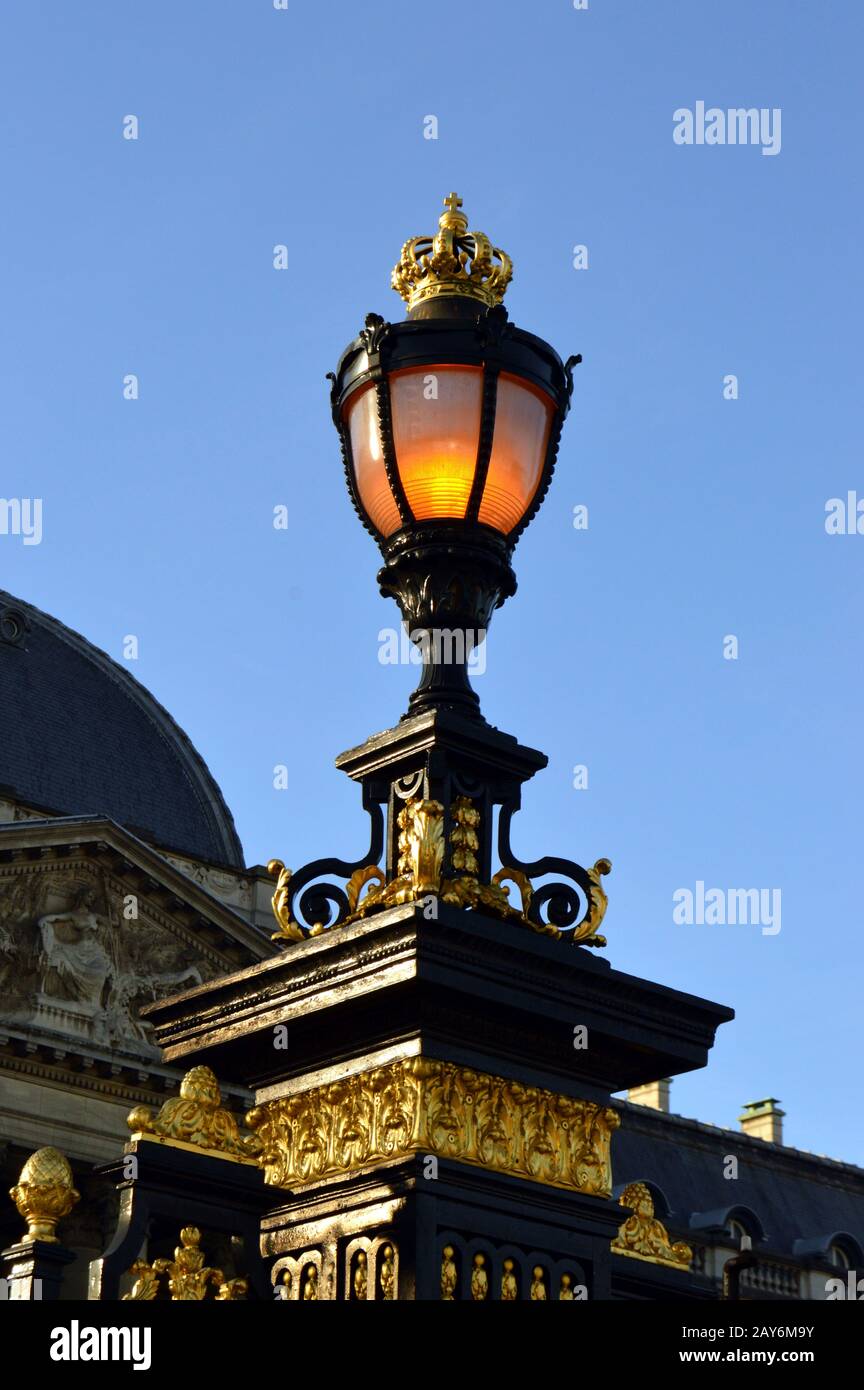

{"left": 2, "top": 1, "right": 861, "bottom": 1161}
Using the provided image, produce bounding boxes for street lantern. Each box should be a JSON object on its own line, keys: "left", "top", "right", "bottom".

{"left": 329, "top": 192, "right": 580, "bottom": 717}
{"left": 265, "top": 192, "right": 607, "bottom": 950}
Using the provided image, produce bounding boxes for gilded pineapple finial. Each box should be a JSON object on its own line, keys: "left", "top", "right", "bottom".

{"left": 9, "top": 1147, "right": 80, "bottom": 1244}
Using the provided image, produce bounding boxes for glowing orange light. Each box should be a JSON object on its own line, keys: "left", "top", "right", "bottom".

{"left": 478, "top": 374, "right": 554, "bottom": 533}
{"left": 344, "top": 365, "right": 554, "bottom": 538}
{"left": 390, "top": 366, "right": 482, "bottom": 521}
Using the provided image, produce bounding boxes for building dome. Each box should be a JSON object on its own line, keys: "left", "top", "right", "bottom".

{"left": 0, "top": 590, "right": 244, "bottom": 868}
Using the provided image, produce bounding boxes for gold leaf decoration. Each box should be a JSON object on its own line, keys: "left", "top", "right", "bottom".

{"left": 268, "top": 797, "right": 610, "bottom": 949}
{"left": 246, "top": 1057, "right": 619, "bottom": 1198}
{"left": 611, "top": 1181, "right": 693, "bottom": 1270}
{"left": 9, "top": 1147, "right": 79, "bottom": 1244}
{"left": 122, "top": 1225, "right": 247, "bottom": 1301}
{"left": 127, "top": 1064, "right": 261, "bottom": 1160}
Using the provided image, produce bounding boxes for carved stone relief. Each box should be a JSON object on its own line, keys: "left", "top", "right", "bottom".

{"left": 0, "top": 863, "right": 224, "bottom": 1054}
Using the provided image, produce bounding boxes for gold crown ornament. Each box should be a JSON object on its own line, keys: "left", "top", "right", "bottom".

{"left": 391, "top": 192, "right": 513, "bottom": 312}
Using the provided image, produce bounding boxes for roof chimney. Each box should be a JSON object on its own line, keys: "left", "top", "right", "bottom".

{"left": 739, "top": 1098, "right": 785, "bottom": 1144}
{"left": 627, "top": 1079, "right": 672, "bottom": 1113}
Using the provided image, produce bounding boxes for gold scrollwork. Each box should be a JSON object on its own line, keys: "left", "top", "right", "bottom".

{"left": 337, "top": 798, "right": 446, "bottom": 924}
{"left": 579, "top": 857, "right": 612, "bottom": 948}
{"left": 491, "top": 866, "right": 534, "bottom": 918}
{"left": 268, "top": 859, "right": 310, "bottom": 942}
{"left": 493, "top": 857, "right": 611, "bottom": 947}
{"left": 268, "top": 796, "right": 611, "bottom": 949}
{"left": 246, "top": 1057, "right": 619, "bottom": 1199}
{"left": 611, "top": 1182, "right": 693, "bottom": 1270}
{"left": 345, "top": 864, "right": 386, "bottom": 912}
{"left": 123, "top": 1225, "right": 247, "bottom": 1301}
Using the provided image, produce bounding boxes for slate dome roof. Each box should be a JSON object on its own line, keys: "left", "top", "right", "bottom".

{"left": 0, "top": 590, "right": 244, "bottom": 868}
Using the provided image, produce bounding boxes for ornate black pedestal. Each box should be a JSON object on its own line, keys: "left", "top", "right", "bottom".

{"left": 88, "top": 1138, "right": 272, "bottom": 1300}
{"left": 141, "top": 900, "right": 732, "bottom": 1300}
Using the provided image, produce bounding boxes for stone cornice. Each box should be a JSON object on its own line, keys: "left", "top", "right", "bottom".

{"left": 0, "top": 1026, "right": 252, "bottom": 1108}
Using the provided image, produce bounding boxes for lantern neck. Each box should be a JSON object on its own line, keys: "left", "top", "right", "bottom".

{"left": 405, "top": 642, "right": 483, "bottom": 719}
{"left": 405, "top": 295, "right": 485, "bottom": 323}
{"left": 377, "top": 522, "right": 517, "bottom": 721}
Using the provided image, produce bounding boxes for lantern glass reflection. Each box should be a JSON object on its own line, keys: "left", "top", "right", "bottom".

{"left": 346, "top": 383, "right": 401, "bottom": 536}
{"left": 390, "top": 365, "right": 483, "bottom": 522}
{"left": 344, "top": 366, "right": 555, "bottom": 539}
{"left": 478, "top": 374, "right": 554, "bottom": 533}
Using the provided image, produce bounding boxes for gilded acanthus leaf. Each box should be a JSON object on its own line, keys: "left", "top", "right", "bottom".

{"left": 246, "top": 1057, "right": 619, "bottom": 1199}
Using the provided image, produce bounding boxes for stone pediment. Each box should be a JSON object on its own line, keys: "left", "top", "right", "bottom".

{"left": 0, "top": 815, "right": 274, "bottom": 1061}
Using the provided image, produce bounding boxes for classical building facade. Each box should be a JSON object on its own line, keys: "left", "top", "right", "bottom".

{"left": 0, "top": 589, "right": 276, "bottom": 1297}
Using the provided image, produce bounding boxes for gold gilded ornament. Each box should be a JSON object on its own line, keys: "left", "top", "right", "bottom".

{"left": 338, "top": 798, "right": 446, "bottom": 922}
{"left": 392, "top": 193, "right": 513, "bottom": 312}
{"left": 401, "top": 798, "right": 445, "bottom": 895}
{"left": 216, "top": 1278, "right": 249, "bottom": 1300}
{"left": 443, "top": 796, "right": 528, "bottom": 919}
{"left": 269, "top": 796, "right": 611, "bottom": 948}
{"left": 611, "top": 1181, "right": 693, "bottom": 1270}
{"left": 579, "top": 857, "right": 612, "bottom": 948}
{"left": 302, "top": 1264, "right": 319, "bottom": 1300}
{"left": 345, "top": 863, "right": 386, "bottom": 912}
{"left": 440, "top": 1245, "right": 458, "bottom": 1300}
{"left": 440, "top": 798, "right": 611, "bottom": 945}
{"left": 124, "top": 1262, "right": 161, "bottom": 1301}
{"left": 501, "top": 1258, "right": 518, "bottom": 1300}
{"left": 10, "top": 1147, "right": 79, "bottom": 1244}
{"left": 471, "top": 1252, "right": 489, "bottom": 1301}
{"left": 449, "top": 795, "right": 480, "bottom": 874}
{"left": 268, "top": 859, "right": 310, "bottom": 942}
{"left": 122, "top": 1225, "right": 247, "bottom": 1301}
{"left": 246, "top": 1056, "right": 619, "bottom": 1198}
{"left": 353, "top": 1250, "right": 368, "bottom": 1300}
{"left": 127, "top": 1064, "right": 261, "bottom": 1160}
{"left": 493, "top": 856, "right": 611, "bottom": 946}
{"left": 269, "top": 859, "right": 386, "bottom": 943}
{"left": 530, "top": 1266, "right": 548, "bottom": 1300}
{"left": 490, "top": 865, "right": 535, "bottom": 919}
{"left": 379, "top": 1244, "right": 396, "bottom": 1299}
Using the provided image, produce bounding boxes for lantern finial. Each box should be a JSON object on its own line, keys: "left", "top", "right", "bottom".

{"left": 391, "top": 193, "right": 513, "bottom": 312}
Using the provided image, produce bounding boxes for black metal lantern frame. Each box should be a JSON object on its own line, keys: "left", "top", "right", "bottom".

{"left": 266, "top": 259, "right": 607, "bottom": 951}
{"left": 328, "top": 303, "right": 580, "bottom": 719}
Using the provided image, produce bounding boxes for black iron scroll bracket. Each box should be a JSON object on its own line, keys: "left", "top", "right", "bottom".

{"left": 271, "top": 786, "right": 385, "bottom": 938}
{"left": 496, "top": 795, "right": 611, "bottom": 945}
